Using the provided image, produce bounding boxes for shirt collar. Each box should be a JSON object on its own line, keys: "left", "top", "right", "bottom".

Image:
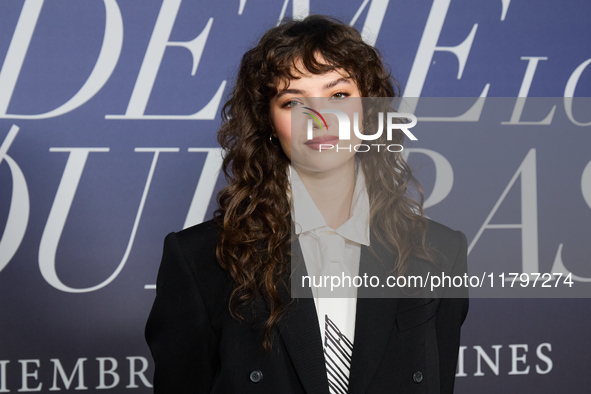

{"left": 289, "top": 161, "right": 370, "bottom": 246}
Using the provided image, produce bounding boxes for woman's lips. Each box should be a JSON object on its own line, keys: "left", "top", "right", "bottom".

{"left": 304, "top": 135, "right": 339, "bottom": 150}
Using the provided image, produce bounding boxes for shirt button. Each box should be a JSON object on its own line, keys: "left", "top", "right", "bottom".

{"left": 412, "top": 370, "right": 423, "bottom": 383}
{"left": 250, "top": 370, "right": 263, "bottom": 383}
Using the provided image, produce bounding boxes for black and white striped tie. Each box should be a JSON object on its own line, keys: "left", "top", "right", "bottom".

{"left": 324, "top": 315, "right": 353, "bottom": 394}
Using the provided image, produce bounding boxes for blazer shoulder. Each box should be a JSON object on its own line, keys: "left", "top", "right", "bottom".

{"left": 424, "top": 218, "right": 467, "bottom": 270}
{"left": 162, "top": 219, "right": 231, "bottom": 314}
{"left": 425, "top": 219, "right": 465, "bottom": 246}
{"left": 165, "top": 218, "right": 227, "bottom": 286}
{"left": 173, "top": 218, "right": 220, "bottom": 250}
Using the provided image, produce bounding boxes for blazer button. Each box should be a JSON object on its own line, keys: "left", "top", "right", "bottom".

{"left": 412, "top": 370, "right": 423, "bottom": 383}
{"left": 250, "top": 370, "right": 263, "bottom": 383}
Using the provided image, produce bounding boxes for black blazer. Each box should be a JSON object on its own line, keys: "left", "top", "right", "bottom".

{"left": 145, "top": 218, "right": 468, "bottom": 393}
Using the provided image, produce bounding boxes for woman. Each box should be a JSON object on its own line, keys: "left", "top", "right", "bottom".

{"left": 146, "top": 15, "right": 468, "bottom": 394}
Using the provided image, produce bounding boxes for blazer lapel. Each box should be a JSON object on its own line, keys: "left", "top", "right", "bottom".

{"left": 279, "top": 235, "right": 400, "bottom": 394}
{"left": 278, "top": 237, "right": 330, "bottom": 394}
{"left": 347, "top": 239, "right": 399, "bottom": 394}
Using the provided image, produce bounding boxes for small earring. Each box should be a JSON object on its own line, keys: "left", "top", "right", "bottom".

{"left": 269, "top": 134, "right": 281, "bottom": 148}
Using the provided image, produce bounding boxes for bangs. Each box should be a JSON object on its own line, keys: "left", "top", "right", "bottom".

{"left": 264, "top": 20, "right": 367, "bottom": 97}
{"left": 232, "top": 15, "right": 396, "bottom": 116}
{"left": 272, "top": 50, "right": 347, "bottom": 93}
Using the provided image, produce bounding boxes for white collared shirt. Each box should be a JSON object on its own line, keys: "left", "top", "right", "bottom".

{"left": 289, "top": 162, "right": 370, "bottom": 356}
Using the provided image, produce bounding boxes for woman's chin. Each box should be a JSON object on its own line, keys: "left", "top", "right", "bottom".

{"left": 291, "top": 154, "right": 356, "bottom": 175}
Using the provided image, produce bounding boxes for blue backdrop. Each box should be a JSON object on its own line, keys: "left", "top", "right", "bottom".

{"left": 1, "top": 0, "right": 590, "bottom": 392}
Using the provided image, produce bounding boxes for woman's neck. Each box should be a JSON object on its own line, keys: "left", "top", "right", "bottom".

{"left": 293, "top": 160, "right": 356, "bottom": 230}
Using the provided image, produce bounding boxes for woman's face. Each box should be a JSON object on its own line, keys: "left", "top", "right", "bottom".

{"left": 269, "top": 68, "right": 363, "bottom": 173}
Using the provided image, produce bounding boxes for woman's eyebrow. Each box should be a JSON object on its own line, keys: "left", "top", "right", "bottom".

{"left": 323, "top": 77, "right": 351, "bottom": 89}
{"left": 274, "top": 78, "right": 352, "bottom": 101}
{"left": 275, "top": 88, "right": 305, "bottom": 101}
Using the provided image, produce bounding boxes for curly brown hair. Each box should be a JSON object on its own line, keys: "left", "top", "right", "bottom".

{"left": 214, "top": 15, "right": 432, "bottom": 352}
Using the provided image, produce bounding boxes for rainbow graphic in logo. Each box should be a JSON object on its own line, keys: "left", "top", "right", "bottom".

{"left": 302, "top": 107, "right": 329, "bottom": 131}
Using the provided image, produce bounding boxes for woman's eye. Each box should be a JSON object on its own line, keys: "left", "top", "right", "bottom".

{"left": 283, "top": 100, "right": 301, "bottom": 108}
{"left": 331, "top": 92, "right": 350, "bottom": 100}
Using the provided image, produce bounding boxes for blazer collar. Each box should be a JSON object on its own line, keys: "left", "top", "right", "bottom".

{"left": 278, "top": 234, "right": 399, "bottom": 394}
{"left": 348, "top": 240, "right": 400, "bottom": 394}
{"left": 277, "top": 236, "right": 330, "bottom": 394}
